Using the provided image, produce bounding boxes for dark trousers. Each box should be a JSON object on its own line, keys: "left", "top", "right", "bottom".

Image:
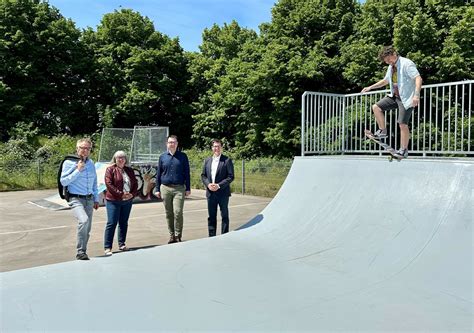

{"left": 207, "top": 193, "right": 230, "bottom": 237}
{"left": 104, "top": 199, "right": 133, "bottom": 249}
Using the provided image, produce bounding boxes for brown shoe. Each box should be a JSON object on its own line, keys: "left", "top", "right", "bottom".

{"left": 168, "top": 236, "right": 177, "bottom": 244}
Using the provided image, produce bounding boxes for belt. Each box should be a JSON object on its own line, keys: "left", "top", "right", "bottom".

{"left": 69, "top": 193, "right": 94, "bottom": 199}
{"left": 162, "top": 184, "right": 183, "bottom": 187}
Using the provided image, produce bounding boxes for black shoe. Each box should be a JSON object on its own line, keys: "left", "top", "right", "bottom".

{"left": 76, "top": 253, "right": 90, "bottom": 260}
{"left": 395, "top": 148, "right": 408, "bottom": 158}
{"left": 168, "top": 236, "right": 177, "bottom": 244}
{"left": 373, "top": 129, "right": 388, "bottom": 140}
{"left": 176, "top": 235, "right": 182, "bottom": 242}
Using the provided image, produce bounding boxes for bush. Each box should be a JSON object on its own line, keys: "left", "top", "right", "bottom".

{"left": 0, "top": 137, "right": 293, "bottom": 197}
{"left": 186, "top": 148, "right": 292, "bottom": 197}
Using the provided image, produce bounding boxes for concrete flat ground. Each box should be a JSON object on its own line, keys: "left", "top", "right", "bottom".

{"left": 0, "top": 189, "right": 270, "bottom": 272}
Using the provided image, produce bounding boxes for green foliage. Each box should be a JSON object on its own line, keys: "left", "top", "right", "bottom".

{"left": 186, "top": 148, "right": 292, "bottom": 197}
{"left": 436, "top": 6, "right": 474, "bottom": 81}
{"left": 425, "top": 106, "right": 473, "bottom": 152}
{"left": 85, "top": 9, "right": 193, "bottom": 146}
{"left": 7, "top": 121, "right": 39, "bottom": 143}
{"left": 35, "top": 135, "right": 78, "bottom": 162}
{"left": 1, "top": 0, "right": 472, "bottom": 160}
{"left": 0, "top": 0, "right": 94, "bottom": 139}
{"left": 0, "top": 138, "right": 293, "bottom": 197}
{"left": 189, "top": 21, "right": 260, "bottom": 153}
{"left": 0, "top": 133, "right": 78, "bottom": 190}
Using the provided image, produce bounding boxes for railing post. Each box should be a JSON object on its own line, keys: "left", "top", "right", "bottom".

{"left": 241, "top": 160, "right": 245, "bottom": 195}
{"left": 301, "top": 92, "right": 306, "bottom": 156}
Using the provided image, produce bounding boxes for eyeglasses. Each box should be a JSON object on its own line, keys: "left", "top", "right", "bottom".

{"left": 78, "top": 146, "right": 91, "bottom": 150}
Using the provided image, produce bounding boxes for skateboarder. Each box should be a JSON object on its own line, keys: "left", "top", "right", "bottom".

{"left": 361, "top": 46, "right": 422, "bottom": 158}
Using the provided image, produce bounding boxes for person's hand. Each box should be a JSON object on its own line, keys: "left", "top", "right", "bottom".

{"left": 77, "top": 159, "right": 86, "bottom": 171}
{"left": 208, "top": 183, "right": 218, "bottom": 192}
{"left": 185, "top": 190, "right": 191, "bottom": 197}
{"left": 361, "top": 87, "right": 371, "bottom": 93}
{"left": 154, "top": 191, "right": 161, "bottom": 199}
{"left": 93, "top": 202, "right": 99, "bottom": 210}
{"left": 122, "top": 192, "right": 133, "bottom": 200}
{"left": 412, "top": 95, "right": 420, "bottom": 107}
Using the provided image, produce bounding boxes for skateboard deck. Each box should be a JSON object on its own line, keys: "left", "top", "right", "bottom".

{"left": 364, "top": 129, "right": 403, "bottom": 162}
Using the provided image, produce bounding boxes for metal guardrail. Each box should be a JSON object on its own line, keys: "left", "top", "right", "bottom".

{"left": 302, "top": 80, "right": 473, "bottom": 156}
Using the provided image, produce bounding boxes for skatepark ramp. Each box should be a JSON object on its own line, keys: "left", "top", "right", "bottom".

{"left": 1, "top": 157, "right": 472, "bottom": 331}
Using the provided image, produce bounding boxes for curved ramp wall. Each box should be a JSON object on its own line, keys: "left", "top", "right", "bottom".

{"left": 1, "top": 157, "right": 472, "bottom": 331}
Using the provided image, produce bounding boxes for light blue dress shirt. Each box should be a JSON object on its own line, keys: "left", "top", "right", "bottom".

{"left": 60, "top": 158, "right": 99, "bottom": 202}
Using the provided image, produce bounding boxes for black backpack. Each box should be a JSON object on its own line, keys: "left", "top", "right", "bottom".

{"left": 58, "top": 155, "right": 80, "bottom": 200}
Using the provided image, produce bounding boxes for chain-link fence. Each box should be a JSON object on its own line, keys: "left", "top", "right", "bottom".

{"left": 190, "top": 159, "right": 292, "bottom": 197}
{"left": 0, "top": 159, "right": 57, "bottom": 191}
{"left": 98, "top": 127, "right": 169, "bottom": 163}
{"left": 1, "top": 158, "right": 293, "bottom": 197}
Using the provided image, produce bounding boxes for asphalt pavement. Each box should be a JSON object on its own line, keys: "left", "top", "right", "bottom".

{"left": 0, "top": 189, "right": 270, "bottom": 272}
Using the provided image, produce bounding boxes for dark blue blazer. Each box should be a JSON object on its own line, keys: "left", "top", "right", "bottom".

{"left": 201, "top": 155, "right": 234, "bottom": 198}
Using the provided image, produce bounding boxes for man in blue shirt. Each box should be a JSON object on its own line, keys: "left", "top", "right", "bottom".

{"left": 153, "top": 135, "right": 191, "bottom": 243}
{"left": 60, "top": 138, "right": 99, "bottom": 260}
{"left": 362, "top": 46, "right": 422, "bottom": 158}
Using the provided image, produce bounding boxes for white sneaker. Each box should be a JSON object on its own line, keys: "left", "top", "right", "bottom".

{"left": 104, "top": 249, "right": 113, "bottom": 256}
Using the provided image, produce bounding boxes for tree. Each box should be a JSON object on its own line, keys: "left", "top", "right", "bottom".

{"left": 436, "top": 5, "right": 474, "bottom": 81}
{"left": 83, "top": 9, "right": 193, "bottom": 146}
{"left": 0, "top": 0, "right": 92, "bottom": 140}
{"left": 189, "top": 21, "right": 258, "bottom": 151}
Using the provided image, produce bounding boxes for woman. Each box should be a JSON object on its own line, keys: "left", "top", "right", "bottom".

{"left": 103, "top": 151, "right": 138, "bottom": 256}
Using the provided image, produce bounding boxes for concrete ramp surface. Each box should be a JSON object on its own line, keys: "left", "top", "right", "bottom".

{"left": 1, "top": 157, "right": 472, "bottom": 331}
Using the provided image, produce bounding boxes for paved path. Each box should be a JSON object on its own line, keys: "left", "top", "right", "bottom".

{"left": 1, "top": 157, "right": 472, "bottom": 331}
{"left": 0, "top": 189, "right": 271, "bottom": 272}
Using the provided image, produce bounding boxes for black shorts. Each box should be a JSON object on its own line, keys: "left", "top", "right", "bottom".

{"left": 376, "top": 95, "right": 413, "bottom": 125}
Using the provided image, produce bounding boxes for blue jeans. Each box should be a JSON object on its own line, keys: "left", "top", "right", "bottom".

{"left": 104, "top": 199, "right": 133, "bottom": 249}
{"left": 207, "top": 194, "right": 230, "bottom": 237}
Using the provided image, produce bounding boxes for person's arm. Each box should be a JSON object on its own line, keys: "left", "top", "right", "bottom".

{"left": 128, "top": 168, "right": 139, "bottom": 197}
{"left": 154, "top": 157, "right": 162, "bottom": 198}
{"left": 361, "top": 78, "right": 389, "bottom": 93}
{"left": 105, "top": 166, "right": 122, "bottom": 198}
{"left": 412, "top": 75, "right": 422, "bottom": 107}
{"left": 183, "top": 154, "right": 191, "bottom": 195}
{"left": 217, "top": 158, "right": 234, "bottom": 190}
{"left": 201, "top": 159, "right": 210, "bottom": 187}
{"left": 91, "top": 161, "right": 99, "bottom": 209}
{"left": 60, "top": 159, "right": 80, "bottom": 186}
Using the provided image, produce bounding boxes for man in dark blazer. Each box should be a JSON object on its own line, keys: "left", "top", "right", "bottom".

{"left": 201, "top": 139, "right": 235, "bottom": 237}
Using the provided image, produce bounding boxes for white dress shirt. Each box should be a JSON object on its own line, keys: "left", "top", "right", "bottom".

{"left": 211, "top": 155, "right": 221, "bottom": 183}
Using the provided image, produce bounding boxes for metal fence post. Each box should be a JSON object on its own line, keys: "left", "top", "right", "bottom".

{"left": 241, "top": 160, "right": 245, "bottom": 195}
{"left": 37, "top": 159, "right": 41, "bottom": 185}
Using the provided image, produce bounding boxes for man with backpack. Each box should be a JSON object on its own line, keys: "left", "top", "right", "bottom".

{"left": 60, "top": 138, "right": 99, "bottom": 260}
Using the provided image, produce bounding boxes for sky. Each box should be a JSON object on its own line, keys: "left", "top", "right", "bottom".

{"left": 47, "top": 0, "right": 276, "bottom": 52}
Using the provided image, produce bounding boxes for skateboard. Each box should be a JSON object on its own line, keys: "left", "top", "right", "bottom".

{"left": 364, "top": 130, "right": 403, "bottom": 162}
